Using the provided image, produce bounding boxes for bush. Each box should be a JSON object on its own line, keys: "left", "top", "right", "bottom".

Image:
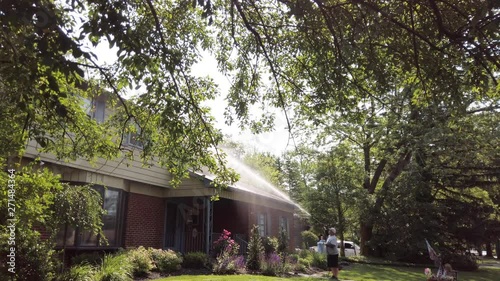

{"left": 301, "top": 230, "right": 318, "bottom": 249}
{"left": 212, "top": 254, "right": 245, "bottom": 274}
{"left": 443, "top": 253, "right": 479, "bottom": 271}
{"left": 277, "top": 227, "right": 289, "bottom": 255}
{"left": 0, "top": 232, "right": 61, "bottom": 281}
{"left": 261, "top": 252, "right": 290, "bottom": 276}
{"left": 72, "top": 251, "right": 104, "bottom": 266}
{"left": 57, "top": 264, "right": 96, "bottom": 281}
{"left": 262, "top": 236, "right": 279, "bottom": 255}
{"left": 288, "top": 254, "right": 299, "bottom": 264}
{"left": 149, "top": 248, "right": 182, "bottom": 273}
{"left": 261, "top": 252, "right": 281, "bottom": 276}
{"left": 182, "top": 252, "right": 209, "bottom": 269}
{"left": 298, "top": 257, "right": 311, "bottom": 268}
{"left": 246, "top": 225, "right": 264, "bottom": 271}
{"left": 94, "top": 253, "right": 133, "bottom": 281}
{"left": 128, "top": 246, "right": 153, "bottom": 277}
{"left": 294, "top": 263, "right": 307, "bottom": 273}
{"left": 311, "top": 251, "right": 327, "bottom": 270}
{"left": 298, "top": 249, "right": 312, "bottom": 259}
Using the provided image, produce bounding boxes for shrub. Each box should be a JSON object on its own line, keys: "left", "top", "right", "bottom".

{"left": 94, "top": 253, "right": 133, "bottom": 281}
{"left": 262, "top": 236, "right": 279, "bottom": 255}
{"left": 261, "top": 252, "right": 291, "bottom": 276}
{"left": 246, "top": 225, "right": 264, "bottom": 271}
{"left": 128, "top": 246, "right": 153, "bottom": 277}
{"left": 0, "top": 232, "right": 61, "bottom": 281}
{"left": 298, "top": 249, "right": 312, "bottom": 259}
{"left": 149, "top": 248, "right": 182, "bottom": 273}
{"left": 301, "top": 230, "right": 318, "bottom": 248}
{"left": 212, "top": 229, "right": 239, "bottom": 257}
{"left": 72, "top": 251, "right": 104, "bottom": 266}
{"left": 212, "top": 254, "right": 245, "bottom": 274}
{"left": 443, "top": 253, "right": 479, "bottom": 271}
{"left": 182, "top": 252, "right": 209, "bottom": 269}
{"left": 298, "top": 257, "right": 311, "bottom": 268}
{"left": 288, "top": 254, "right": 299, "bottom": 264}
{"left": 261, "top": 252, "right": 281, "bottom": 276}
{"left": 311, "top": 251, "right": 327, "bottom": 270}
{"left": 294, "top": 263, "right": 307, "bottom": 273}
{"left": 277, "top": 227, "right": 289, "bottom": 255}
{"left": 57, "top": 264, "right": 96, "bottom": 281}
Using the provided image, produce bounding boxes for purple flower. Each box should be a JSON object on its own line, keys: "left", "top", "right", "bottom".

{"left": 232, "top": 255, "right": 245, "bottom": 269}
{"left": 267, "top": 252, "right": 281, "bottom": 266}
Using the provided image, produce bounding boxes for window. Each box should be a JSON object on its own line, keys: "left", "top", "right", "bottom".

{"left": 279, "top": 216, "right": 288, "bottom": 234}
{"left": 82, "top": 97, "right": 105, "bottom": 123}
{"left": 257, "top": 213, "right": 267, "bottom": 237}
{"left": 125, "top": 131, "right": 143, "bottom": 148}
{"left": 56, "top": 185, "right": 125, "bottom": 248}
{"left": 124, "top": 123, "right": 143, "bottom": 148}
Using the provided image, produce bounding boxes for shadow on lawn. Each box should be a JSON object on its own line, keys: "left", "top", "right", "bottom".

{"left": 340, "top": 264, "right": 422, "bottom": 281}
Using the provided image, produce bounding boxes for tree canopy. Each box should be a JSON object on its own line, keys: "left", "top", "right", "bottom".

{"left": 1, "top": 0, "right": 499, "bottom": 263}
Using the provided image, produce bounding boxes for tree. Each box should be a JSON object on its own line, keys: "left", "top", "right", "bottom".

{"left": 0, "top": 161, "right": 105, "bottom": 280}
{"left": 306, "top": 144, "right": 363, "bottom": 256}
{"left": 281, "top": 146, "right": 318, "bottom": 203}
{"left": 215, "top": 0, "right": 498, "bottom": 123}
{"left": 210, "top": 1, "right": 498, "bottom": 255}
{"left": 277, "top": 226, "right": 289, "bottom": 255}
{"left": 53, "top": 184, "right": 105, "bottom": 271}
{"left": 246, "top": 225, "right": 264, "bottom": 271}
{"left": 2, "top": 0, "right": 499, "bottom": 261}
{"left": 1, "top": 0, "right": 237, "bottom": 188}
{"left": 244, "top": 151, "right": 284, "bottom": 188}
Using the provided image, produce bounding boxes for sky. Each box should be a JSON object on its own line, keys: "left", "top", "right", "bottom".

{"left": 191, "top": 53, "right": 292, "bottom": 156}
{"left": 93, "top": 43, "right": 291, "bottom": 156}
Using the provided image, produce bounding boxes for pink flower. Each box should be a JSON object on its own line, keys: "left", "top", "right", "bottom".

{"left": 424, "top": 268, "right": 431, "bottom": 276}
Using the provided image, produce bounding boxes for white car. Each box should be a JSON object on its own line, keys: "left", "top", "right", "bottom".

{"left": 310, "top": 240, "right": 361, "bottom": 256}
{"left": 342, "top": 241, "right": 361, "bottom": 257}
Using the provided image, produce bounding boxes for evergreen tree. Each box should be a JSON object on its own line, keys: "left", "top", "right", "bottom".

{"left": 277, "top": 227, "right": 289, "bottom": 256}
{"left": 246, "top": 225, "right": 264, "bottom": 271}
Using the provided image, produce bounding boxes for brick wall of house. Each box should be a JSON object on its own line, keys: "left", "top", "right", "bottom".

{"left": 247, "top": 204, "right": 296, "bottom": 252}
{"left": 124, "top": 192, "right": 164, "bottom": 249}
{"left": 33, "top": 224, "right": 51, "bottom": 240}
{"left": 212, "top": 199, "right": 249, "bottom": 235}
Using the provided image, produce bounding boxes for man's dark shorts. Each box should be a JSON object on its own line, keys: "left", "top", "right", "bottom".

{"left": 327, "top": 254, "right": 339, "bottom": 268}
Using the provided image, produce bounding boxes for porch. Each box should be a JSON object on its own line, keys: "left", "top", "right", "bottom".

{"left": 163, "top": 197, "right": 251, "bottom": 255}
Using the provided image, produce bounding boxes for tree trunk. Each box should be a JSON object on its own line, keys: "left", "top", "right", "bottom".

{"left": 495, "top": 239, "right": 500, "bottom": 259}
{"left": 360, "top": 222, "right": 373, "bottom": 256}
{"left": 486, "top": 242, "right": 493, "bottom": 257}
{"left": 336, "top": 190, "right": 345, "bottom": 257}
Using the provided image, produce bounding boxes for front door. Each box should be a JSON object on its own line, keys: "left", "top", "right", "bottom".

{"left": 164, "top": 202, "right": 185, "bottom": 252}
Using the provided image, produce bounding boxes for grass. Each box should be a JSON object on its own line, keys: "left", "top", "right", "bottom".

{"left": 339, "top": 263, "right": 500, "bottom": 281}
{"left": 155, "top": 275, "right": 317, "bottom": 281}
{"left": 154, "top": 263, "right": 500, "bottom": 281}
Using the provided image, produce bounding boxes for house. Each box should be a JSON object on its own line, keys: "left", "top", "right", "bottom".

{"left": 24, "top": 95, "right": 308, "bottom": 255}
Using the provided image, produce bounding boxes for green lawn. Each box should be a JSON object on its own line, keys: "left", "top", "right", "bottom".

{"left": 155, "top": 263, "right": 500, "bottom": 281}
{"left": 339, "top": 263, "right": 500, "bottom": 281}
{"left": 155, "top": 275, "right": 317, "bottom": 281}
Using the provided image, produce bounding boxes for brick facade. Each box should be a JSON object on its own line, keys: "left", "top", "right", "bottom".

{"left": 124, "top": 193, "right": 165, "bottom": 249}
{"left": 213, "top": 199, "right": 250, "bottom": 235}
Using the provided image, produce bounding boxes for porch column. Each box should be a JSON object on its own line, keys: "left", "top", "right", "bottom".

{"left": 205, "top": 196, "right": 213, "bottom": 254}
